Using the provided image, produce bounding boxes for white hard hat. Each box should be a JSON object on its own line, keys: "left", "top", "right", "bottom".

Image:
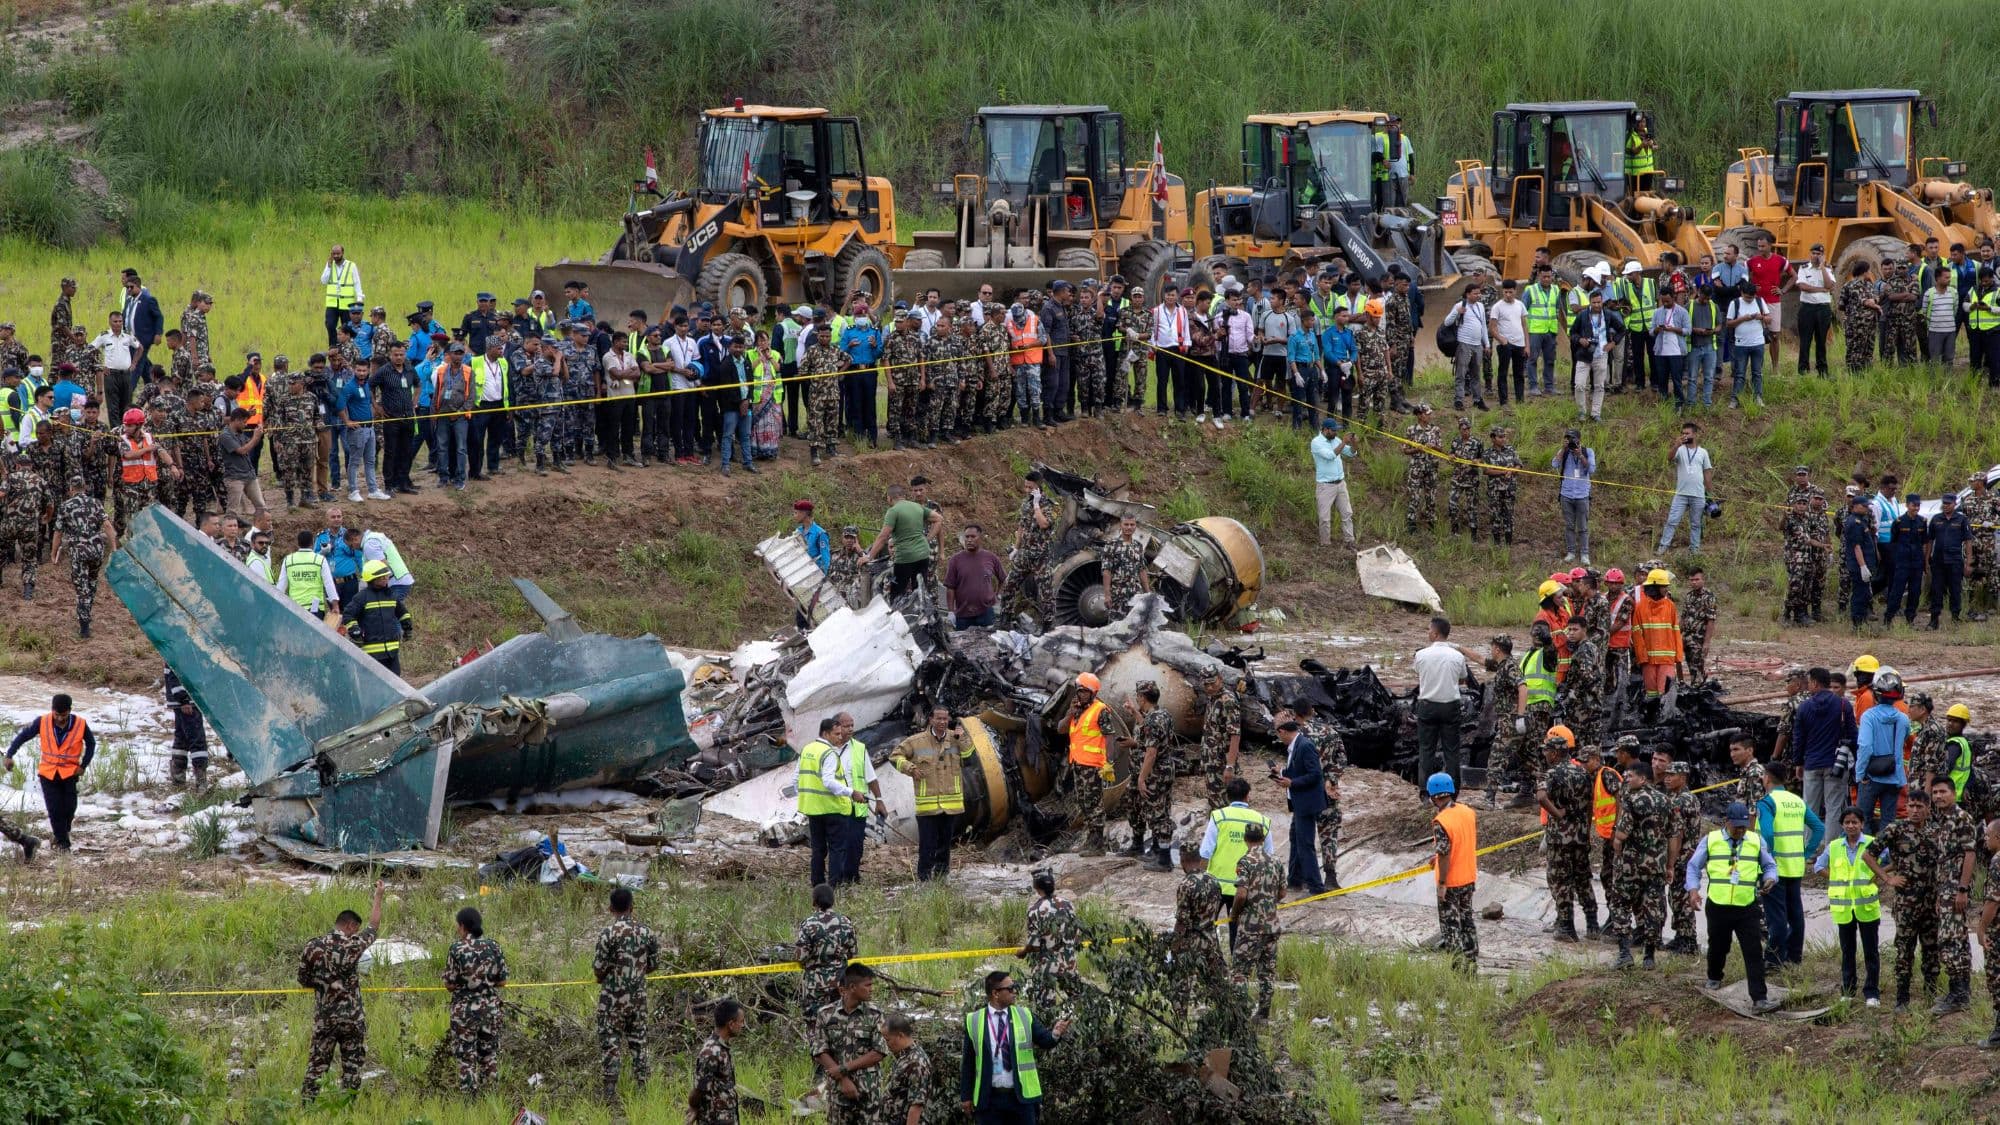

{"left": 1585, "top": 264, "right": 1610, "bottom": 282}
{"left": 1622, "top": 260, "right": 1642, "bottom": 276}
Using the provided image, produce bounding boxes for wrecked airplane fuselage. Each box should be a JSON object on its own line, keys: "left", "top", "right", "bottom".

{"left": 107, "top": 507, "right": 697, "bottom": 854}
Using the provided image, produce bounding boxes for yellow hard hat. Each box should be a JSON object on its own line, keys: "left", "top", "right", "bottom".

{"left": 1545, "top": 724, "right": 1576, "bottom": 748}
{"left": 1851, "top": 654, "right": 1880, "bottom": 674}
{"left": 361, "top": 560, "right": 391, "bottom": 583}
{"left": 1947, "top": 703, "right": 1972, "bottom": 721}
{"left": 1643, "top": 568, "right": 1672, "bottom": 586}
{"left": 1537, "top": 580, "right": 1562, "bottom": 599}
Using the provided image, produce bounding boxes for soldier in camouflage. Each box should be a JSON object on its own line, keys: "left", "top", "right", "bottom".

{"left": 808, "top": 963, "right": 888, "bottom": 1125}
{"left": 297, "top": 881, "right": 382, "bottom": 1103}
{"left": 826, "top": 526, "right": 869, "bottom": 607}
{"left": 49, "top": 279, "right": 72, "bottom": 356}
{"left": 181, "top": 290, "right": 212, "bottom": 370}
{"left": 688, "top": 999, "right": 745, "bottom": 1125}
{"left": 1169, "top": 839, "right": 1226, "bottom": 1001}
{"left": 947, "top": 312, "right": 982, "bottom": 439}
{"left": 0, "top": 450, "right": 49, "bottom": 599}
{"left": 1962, "top": 472, "right": 2000, "bottom": 616}
{"left": 1118, "top": 288, "right": 1154, "bottom": 409}
{"left": 1906, "top": 694, "right": 1949, "bottom": 791}
{"left": 1657, "top": 757, "right": 1704, "bottom": 953}
{"left": 52, "top": 477, "right": 111, "bottom": 637}
{"left": 1881, "top": 257, "right": 1923, "bottom": 363}
{"left": 557, "top": 325, "right": 600, "bottom": 464}
{"left": 59, "top": 398, "right": 112, "bottom": 502}
{"left": 1402, "top": 402, "right": 1441, "bottom": 533}
{"left": 1839, "top": 263, "right": 1880, "bottom": 372}
{"left": 923, "top": 311, "right": 965, "bottom": 444}
{"left": 1073, "top": 286, "right": 1108, "bottom": 415}
{"left": 1871, "top": 788, "right": 1940, "bottom": 1009}
{"left": 1386, "top": 277, "right": 1416, "bottom": 397}
{"left": 883, "top": 310, "right": 926, "bottom": 450}
{"left": 1297, "top": 702, "right": 1349, "bottom": 887}
{"left": 795, "top": 883, "right": 859, "bottom": 1032}
{"left": 1779, "top": 495, "right": 1828, "bottom": 626}
{"left": 1539, "top": 732, "right": 1597, "bottom": 941}
{"left": 1099, "top": 515, "right": 1149, "bottom": 616}
{"left": 1484, "top": 426, "right": 1522, "bottom": 545}
{"left": 519, "top": 337, "right": 565, "bottom": 473}
{"left": 1923, "top": 777, "right": 1979, "bottom": 1014}
{"left": 1558, "top": 621, "right": 1606, "bottom": 752}
{"left": 878, "top": 1012, "right": 931, "bottom": 1125}
{"left": 1429, "top": 783, "right": 1479, "bottom": 967}
{"left": 271, "top": 370, "right": 320, "bottom": 508}
{"left": 977, "top": 299, "right": 1012, "bottom": 428}
{"left": 176, "top": 384, "right": 225, "bottom": 519}
{"left": 593, "top": 887, "right": 660, "bottom": 1101}
{"left": 1002, "top": 472, "right": 1055, "bottom": 621}
{"left": 1610, "top": 762, "right": 1671, "bottom": 968}
{"left": 801, "top": 332, "right": 847, "bottom": 466}
{"left": 442, "top": 906, "right": 508, "bottom": 1094}
{"left": 1575, "top": 570, "right": 1609, "bottom": 644}
{"left": 1021, "top": 868, "right": 1084, "bottom": 1012}
{"left": 1231, "top": 823, "right": 1285, "bottom": 1018}
{"left": 1353, "top": 313, "right": 1393, "bottom": 425}
{"left": 1122, "top": 680, "right": 1178, "bottom": 865}
{"left": 1481, "top": 636, "right": 1522, "bottom": 808}
{"left": 1197, "top": 668, "right": 1243, "bottom": 810}
{"left": 1445, "top": 416, "right": 1483, "bottom": 538}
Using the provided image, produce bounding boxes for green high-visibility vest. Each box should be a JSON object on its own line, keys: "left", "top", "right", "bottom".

{"left": 1968, "top": 291, "right": 2000, "bottom": 332}
{"left": 781, "top": 319, "right": 803, "bottom": 364}
{"left": 796, "top": 739, "right": 855, "bottom": 818}
{"left": 964, "top": 1005, "right": 1041, "bottom": 1105}
{"left": 1704, "top": 829, "right": 1762, "bottom": 906}
{"left": 324, "top": 261, "right": 359, "bottom": 309}
{"left": 1310, "top": 292, "right": 1340, "bottom": 324}
{"left": 753, "top": 352, "right": 783, "bottom": 404}
{"left": 1946, "top": 735, "right": 1972, "bottom": 799}
{"left": 1523, "top": 283, "right": 1562, "bottom": 335}
{"left": 280, "top": 549, "right": 326, "bottom": 611}
{"left": 1767, "top": 788, "right": 1806, "bottom": 878}
{"left": 473, "top": 355, "right": 510, "bottom": 403}
{"left": 1625, "top": 130, "right": 1656, "bottom": 176}
{"left": 1826, "top": 834, "right": 1880, "bottom": 925}
{"left": 1521, "top": 648, "right": 1557, "bottom": 707}
{"left": 1206, "top": 805, "right": 1271, "bottom": 894}
{"left": 1618, "top": 277, "right": 1657, "bottom": 330}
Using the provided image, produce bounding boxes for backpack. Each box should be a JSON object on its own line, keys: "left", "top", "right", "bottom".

{"left": 1434, "top": 314, "right": 1458, "bottom": 359}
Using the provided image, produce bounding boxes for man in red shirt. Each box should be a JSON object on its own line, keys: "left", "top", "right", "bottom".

{"left": 1747, "top": 235, "right": 1791, "bottom": 369}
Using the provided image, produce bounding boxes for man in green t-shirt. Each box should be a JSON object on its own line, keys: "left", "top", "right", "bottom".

{"left": 859, "top": 482, "right": 942, "bottom": 598}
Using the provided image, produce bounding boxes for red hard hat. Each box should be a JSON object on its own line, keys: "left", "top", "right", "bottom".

{"left": 1605, "top": 568, "right": 1625, "bottom": 583}
{"left": 122, "top": 408, "right": 146, "bottom": 425}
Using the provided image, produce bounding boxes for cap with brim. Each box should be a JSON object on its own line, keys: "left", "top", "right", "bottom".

{"left": 1793, "top": 465, "right": 1810, "bottom": 475}
{"left": 417, "top": 300, "right": 434, "bottom": 311}
{"left": 512, "top": 297, "right": 530, "bottom": 306}
{"left": 476, "top": 292, "right": 495, "bottom": 301}
{"left": 840, "top": 525, "right": 859, "bottom": 536}
{"left": 793, "top": 305, "right": 814, "bottom": 318}
{"left": 1725, "top": 801, "right": 1751, "bottom": 827}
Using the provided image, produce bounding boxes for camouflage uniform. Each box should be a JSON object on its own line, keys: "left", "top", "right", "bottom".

{"left": 1169, "top": 868, "right": 1226, "bottom": 998}
{"left": 1197, "top": 685, "right": 1242, "bottom": 810}
{"left": 806, "top": 1000, "right": 886, "bottom": 1125}
{"left": 1118, "top": 302, "right": 1153, "bottom": 405}
{"left": 1732, "top": 759, "right": 1768, "bottom": 808}
{"left": 1485, "top": 442, "right": 1521, "bottom": 544}
{"left": 1385, "top": 290, "right": 1414, "bottom": 385}
{"left": 1022, "top": 894, "right": 1084, "bottom": 1010}
{"left": 1664, "top": 770, "right": 1703, "bottom": 944}
{"left": 180, "top": 305, "right": 211, "bottom": 370}
{"left": 1402, "top": 417, "right": 1441, "bottom": 531}
{"left": 879, "top": 1042, "right": 932, "bottom": 1125}
{"left": 270, "top": 388, "right": 319, "bottom": 505}
{"left": 978, "top": 302, "right": 1012, "bottom": 426}
{"left": 112, "top": 437, "right": 159, "bottom": 539}
{"left": 442, "top": 935, "right": 508, "bottom": 1093}
{"left": 1431, "top": 803, "right": 1478, "bottom": 962}
{"left": 923, "top": 329, "right": 966, "bottom": 441}
{"left": 1908, "top": 721, "right": 1950, "bottom": 792}
{"left": 1780, "top": 510, "right": 1820, "bottom": 624}
{"left": 144, "top": 399, "right": 188, "bottom": 514}
{"left": 49, "top": 290, "right": 70, "bottom": 355}
{"left": 1307, "top": 718, "right": 1348, "bottom": 886}
{"left": 174, "top": 393, "right": 225, "bottom": 519}
{"left": 1925, "top": 804, "right": 1978, "bottom": 991}
{"left": 0, "top": 339, "right": 27, "bottom": 382}
{"left": 1541, "top": 757, "right": 1595, "bottom": 924}
{"left": 1961, "top": 488, "right": 2000, "bottom": 609}
{"left": 1839, "top": 276, "right": 1879, "bottom": 371}
{"left": 1609, "top": 784, "right": 1670, "bottom": 949}
{"left": 557, "top": 340, "right": 599, "bottom": 461}
{"left": 593, "top": 915, "right": 660, "bottom": 1095}
{"left": 522, "top": 353, "right": 564, "bottom": 470}
{"left": 1882, "top": 263, "right": 1923, "bottom": 363}
{"left": 1578, "top": 591, "right": 1610, "bottom": 644}
{"left": 1984, "top": 853, "right": 2000, "bottom": 1012}
{"left": 1446, "top": 428, "right": 1484, "bottom": 537}
{"left": 0, "top": 464, "right": 48, "bottom": 597}
{"left": 297, "top": 924, "right": 376, "bottom": 1101}
{"left": 688, "top": 1032, "right": 738, "bottom": 1125}
{"left": 1232, "top": 847, "right": 1284, "bottom": 1015}
{"left": 795, "top": 907, "right": 858, "bottom": 1030}
{"left": 1126, "top": 706, "right": 1177, "bottom": 852}
{"left": 1871, "top": 818, "right": 1940, "bottom": 1000}
{"left": 1353, "top": 321, "right": 1393, "bottom": 421}
{"left": 60, "top": 418, "right": 113, "bottom": 501}
{"left": 800, "top": 342, "right": 847, "bottom": 458}
{"left": 882, "top": 326, "right": 925, "bottom": 445}
{"left": 1559, "top": 635, "right": 1606, "bottom": 750}
{"left": 1002, "top": 488, "right": 1055, "bottom": 621}
{"left": 826, "top": 546, "right": 867, "bottom": 607}
{"left": 55, "top": 493, "right": 106, "bottom": 632}
{"left": 1072, "top": 312, "right": 1107, "bottom": 411}
{"left": 1099, "top": 534, "right": 1146, "bottom": 615}
{"left": 1484, "top": 658, "right": 1522, "bottom": 795}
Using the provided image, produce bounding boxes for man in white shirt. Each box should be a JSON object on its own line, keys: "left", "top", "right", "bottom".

{"left": 1724, "top": 282, "right": 1769, "bottom": 408}
{"left": 1657, "top": 420, "right": 1714, "bottom": 553}
{"left": 1412, "top": 616, "right": 1472, "bottom": 786}
{"left": 915, "top": 289, "right": 944, "bottom": 339}
{"left": 1791, "top": 242, "right": 1833, "bottom": 376}
{"left": 90, "top": 313, "right": 141, "bottom": 421}
{"left": 663, "top": 320, "right": 703, "bottom": 464}
{"left": 1649, "top": 288, "right": 1691, "bottom": 408}
{"left": 817, "top": 710, "right": 885, "bottom": 884}
{"left": 1488, "top": 280, "right": 1528, "bottom": 404}
{"left": 1150, "top": 284, "right": 1190, "bottom": 418}
{"left": 1444, "top": 282, "right": 1490, "bottom": 411}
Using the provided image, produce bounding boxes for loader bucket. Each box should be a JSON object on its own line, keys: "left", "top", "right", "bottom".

{"left": 891, "top": 265, "right": 1098, "bottom": 304}
{"left": 533, "top": 260, "right": 694, "bottom": 327}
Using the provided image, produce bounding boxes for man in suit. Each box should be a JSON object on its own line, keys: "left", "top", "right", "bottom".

{"left": 958, "top": 969, "right": 1070, "bottom": 1125}
{"left": 1271, "top": 720, "right": 1327, "bottom": 895}
{"left": 121, "top": 273, "right": 164, "bottom": 384}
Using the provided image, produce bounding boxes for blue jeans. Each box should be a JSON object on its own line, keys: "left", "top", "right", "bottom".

{"left": 1731, "top": 343, "right": 1764, "bottom": 400}
{"left": 719, "top": 408, "right": 752, "bottom": 467}
{"left": 342, "top": 426, "right": 378, "bottom": 493}
{"left": 1855, "top": 780, "right": 1901, "bottom": 835}
{"left": 1689, "top": 347, "right": 1718, "bottom": 405}
{"left": 436, "top": 415, "right": 469, "bottom": 485}
{"left": 953, "top": 607, "right": 996, "bottom": 629}
{"left": 1658, "top": 493, "right": 1704, "bottom": 551}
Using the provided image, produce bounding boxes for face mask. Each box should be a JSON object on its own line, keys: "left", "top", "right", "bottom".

{"left": 28, "top": 365, "right": 42, "bottom": 379}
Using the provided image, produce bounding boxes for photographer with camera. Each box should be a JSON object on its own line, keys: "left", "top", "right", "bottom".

{"left": 1551, "top": 427, "right": 1596, "bottom": 564}
{"left": 1657, "top": 420, "right": 1714, "bottom": 554}
{"left": 1567, "top": 288, "right": 1620, "bottom": 423}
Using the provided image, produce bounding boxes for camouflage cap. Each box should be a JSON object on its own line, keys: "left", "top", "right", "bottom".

{"left": 1456, "top": 414, "right": 1472, "bottom": 427}
{"left": 1202, "top": 666, "right": 1226, "bottom": 685}
{"left": 1135, "top": 678, "right": 1159, "bottom": 694}
{"left": 1615, "top": 734, "right": 1641, "bottom": 751}
{"left": 840, "top": 525, "right": 860, "bottom": 537}
{"left": 1489, "top": 424, "right": 1510, "bottom": 437}
{"left": 59, "top": 276, "right": 74, "bottom": 286}
{"left": 1413, "top": 400, "right": 1434, "bottom": 414}
{"left": 191, "top": 289, "right": 212, "bottom": 303}
{"left": 191, "top": 381, "right": 221, "bottom": 398}
{"left": 1667, "top": 761, "right": 1691, "bottom": 776}
{"left": 1782, "top": 664, "right": 1807, "bottom": 679}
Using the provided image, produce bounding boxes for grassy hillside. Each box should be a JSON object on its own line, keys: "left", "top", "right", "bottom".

{"left": 5, "top": 1, "right": 2000, "bottom": 244}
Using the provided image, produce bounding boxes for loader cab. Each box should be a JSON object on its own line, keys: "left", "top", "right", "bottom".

{"left": 973, "top": 106, "right": 1125, "bottom": 230}
{"left": 1218, "top": 113, "right": 1378, "bottom": 245}
{"left": 1488, "top": 102, "right": 1638, "bottom": 231}
{"left": 696, "top": 104, "right": 880, "bottom": 232}
{"left": 1773, "top": 90, "right": 1927, "bottom": 217}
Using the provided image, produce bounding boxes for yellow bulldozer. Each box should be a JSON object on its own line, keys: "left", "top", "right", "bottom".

{"left": 897, "top": 104, "right": 1190, "bottom": 302}
{"left": 1190, "top": 111, "right": 1463, "bottom": 295}
{"left": 1441, "top": 100, "right": 1711, "bottom": 285}
{"left": 1716, "top": 88, "right": 2000, "bottom": 275}
{"left": 535, "top": 102, "right": 901, "bottom": 321}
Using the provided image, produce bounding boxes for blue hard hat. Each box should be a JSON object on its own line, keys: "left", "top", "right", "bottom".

{"left": 1426, "top": 772, "right": 1456, "bottom": 797}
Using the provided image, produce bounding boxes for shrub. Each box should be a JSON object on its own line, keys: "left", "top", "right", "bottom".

{"left": 0, "top": 952, "right": 210, "bottom": 1122}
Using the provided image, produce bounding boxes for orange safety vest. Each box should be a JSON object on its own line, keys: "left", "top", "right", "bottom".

{"left": 37, "top": 713, "right": 87, "bottom": 780}
{"left": 1066, "top": 699, "right": 1108, "bottom": 768}
{"left": 239, "top": 372, "right": 266, "bottom": 425}
{"left": 118, "top": 432, "right": 159, "bottom": 483}
{"left": 1606, "top": 592, "right": 1633, "bottom": 651}
{"left": 1632, "top": 593, "right": 1683, "bottom": 665}
{"left": 435, "top": 364, "right": 474, "bottom": 418}
{"left": 1592, "top": 765, "right": 1618, "bottom": 839}
{"left": 1006, "top": 314, "right": 1045, "bottom": 365}
{"left": 1434, "top": 801, "right": 1477, "bottom": 887}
